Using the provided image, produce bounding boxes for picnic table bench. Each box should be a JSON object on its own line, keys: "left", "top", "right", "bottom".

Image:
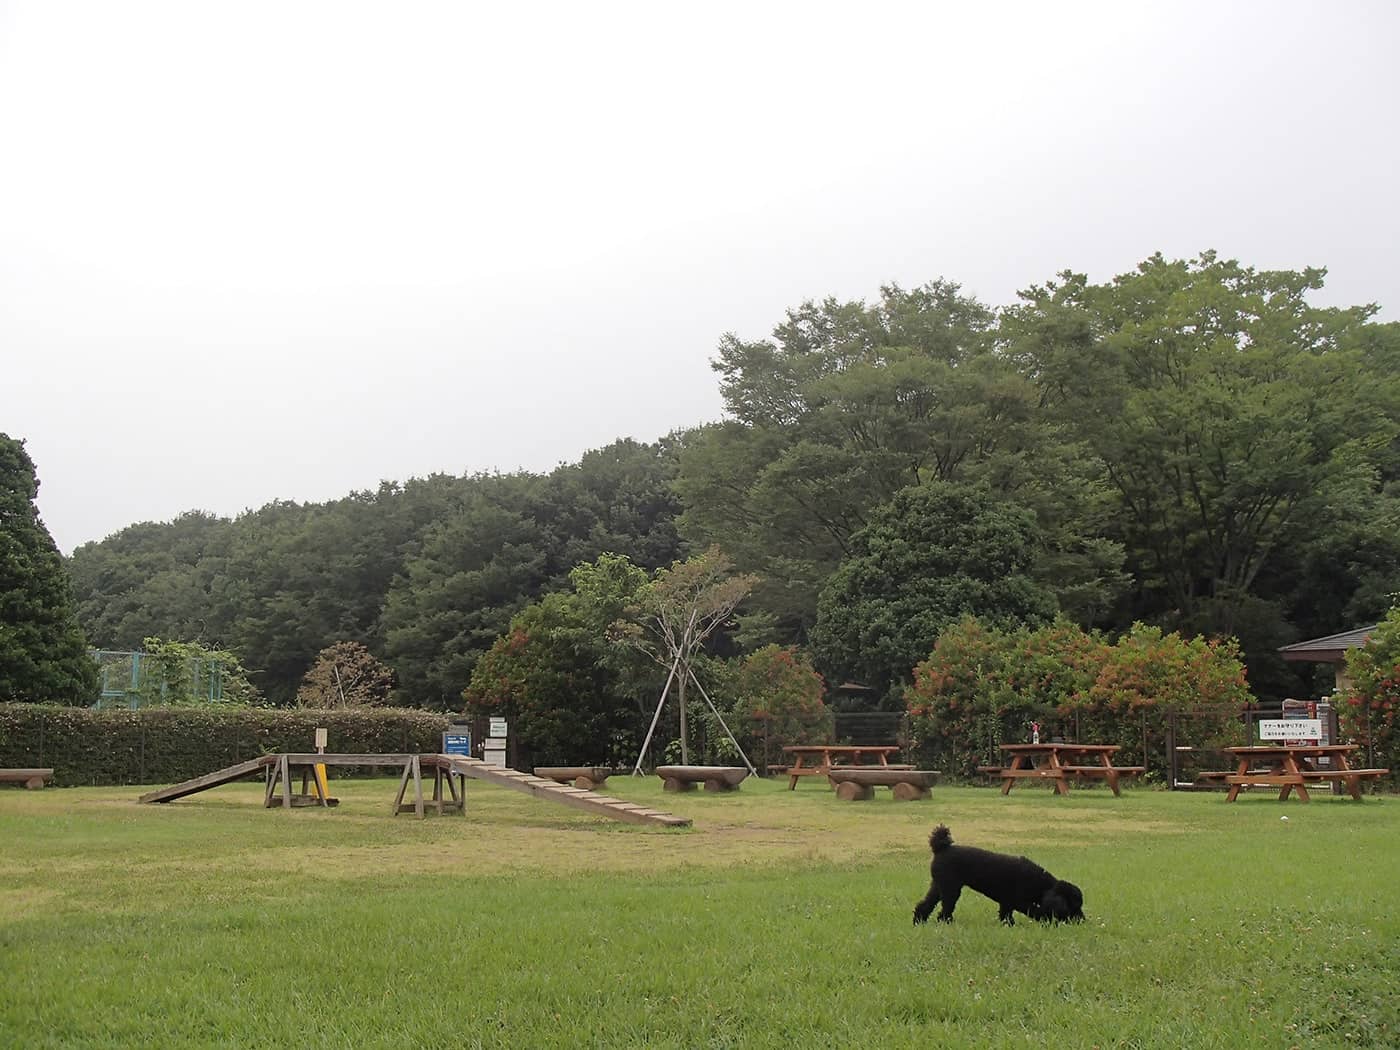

{"left": 1218, "top": 745, "right": 1389, "bottom": 802}
{"left": 826, "top": 767, "right": 939, "bottom": 801}
{"left": 989, "top": 744, "right": 1144, "bottom": 796}
{"left": 532, "top": 766, "right": 614, "bottom": 790}
{"left": 655, "top": 765, "right": 750, "bottom": 792}
{"left": 0, "top": 768, "right": 54, "bottom": 789}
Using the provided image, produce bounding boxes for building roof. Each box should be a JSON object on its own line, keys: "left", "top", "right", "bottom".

{"left": 1278, "top": 625, "right": 1377, "bottom": 663}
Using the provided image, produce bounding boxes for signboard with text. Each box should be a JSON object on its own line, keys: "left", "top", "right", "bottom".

{"left": 1258, "top": 719, "right": 1322, "bottom": 741}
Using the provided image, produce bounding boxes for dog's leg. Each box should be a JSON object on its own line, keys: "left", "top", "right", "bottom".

{"left": 936, "top": 882, "right": 961, "bottom": 922}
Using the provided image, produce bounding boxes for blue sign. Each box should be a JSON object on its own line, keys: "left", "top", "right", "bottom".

{"left": 444, "top": 732, "right": 472, "bottom": 756}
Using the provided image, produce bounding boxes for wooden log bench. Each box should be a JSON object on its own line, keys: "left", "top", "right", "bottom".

{"left": 0, "top": 768, "right": 54, "bottom": 789}
{"left": 826, "top": 768, "right": 939, "bottom": 801}
{"left": 655, "top": 765, "right": 749, "bottom": 793}
{"left": 532, "top": 766, "right": 614, "bottom": 790}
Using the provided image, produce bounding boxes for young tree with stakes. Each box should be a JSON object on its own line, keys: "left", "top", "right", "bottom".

{"left": 614, "top": 547, "right": 758, "bottom": 772}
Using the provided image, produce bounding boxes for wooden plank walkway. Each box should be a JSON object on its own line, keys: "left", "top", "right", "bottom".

{"left": 439, "top": 755, "right": 691, "bottom": 827}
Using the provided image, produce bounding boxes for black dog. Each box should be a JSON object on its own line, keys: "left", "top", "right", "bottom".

{"left": 912, "top": 824, "right": 1084, "bottom": 926}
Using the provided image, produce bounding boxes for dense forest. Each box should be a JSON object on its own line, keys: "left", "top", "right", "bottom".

{"left": 49, "top": 253, "right": 1400, "bottom": 711}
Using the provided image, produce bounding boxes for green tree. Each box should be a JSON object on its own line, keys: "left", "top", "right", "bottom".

{"left": 463, "top": 554, "right": 655, "bottom": 767}
{"left": 1005, "top": 252, "right": 1400, "bottom": 641}
{"left": 0, "top": 435, "right": 98, "bottom": 704}
{"left": 809, "top": 482, "right": 1057, "bottom": 698}
{"left": 677, "top": 281, "right": 1120, "bottom": 634}
{"left": 613, "top": 546, "right": 758, "bottom": 765}
{"left": 1339, "top": 607, "right": 1400, "bottom": 777}
{"left": 382, "top": 479, "right": 550, "bottom": 710}
{"left": 67, "top": 510, "right": 232, "bottom": 652}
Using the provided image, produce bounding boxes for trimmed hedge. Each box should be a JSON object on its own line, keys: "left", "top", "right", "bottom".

{"left": 0, "top": 705, "right": 451, "bottom": 787}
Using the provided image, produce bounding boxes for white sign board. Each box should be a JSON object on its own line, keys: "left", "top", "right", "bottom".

{"left": 489, "top": 717, "right": 508, "bottom": 738}
{"left": 1259, "top": 719, "right": 1322, "bottom": 741}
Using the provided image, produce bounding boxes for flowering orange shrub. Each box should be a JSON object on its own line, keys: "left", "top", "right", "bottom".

{"left": 729, "top": 645, "right": 832, "bottom": 765}
{"left": 906, "top": 618, "right": 1250, "bottom": 776}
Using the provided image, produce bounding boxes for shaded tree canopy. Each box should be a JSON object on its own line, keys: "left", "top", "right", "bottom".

{"left": 463, "top": 554, "right": 656, "bottom": 767}
{"left": 809, "top": 482, "right": 1057, "bottom": 697}
{"left": 1004, "top": 252, "right": 1400, "bottom": 687}
{"left": 676, "top": 280, "right": 1117, "bottom": 636}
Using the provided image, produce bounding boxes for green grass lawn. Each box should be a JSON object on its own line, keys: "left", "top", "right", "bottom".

{"left": 2, "top": 774, "right": 1396, "bottom": 1049}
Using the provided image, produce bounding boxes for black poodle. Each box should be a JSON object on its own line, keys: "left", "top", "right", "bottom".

{"left": 912, "top": 824, "right": 1084, "bottom": 926}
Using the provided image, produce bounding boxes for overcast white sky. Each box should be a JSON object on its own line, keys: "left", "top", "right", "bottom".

{"left": 3, "top": 1, "right": 1397, "bottom": 554}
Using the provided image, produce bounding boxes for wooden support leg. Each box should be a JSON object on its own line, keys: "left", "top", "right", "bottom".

{"left": 279, "top": 755, "right": 292, "bottom": 809}
{"left": 411, "top": 755, "right": 424, "bottom": 819}
{"left": 448, "top": 772, "right": 465, "bottom": 815}
{"left": 264, "top": 762, "right": 278, "bottom": 808}
{"left": 1226, "top": 760, "right": 1247, "bottom": 802}
{"left": 392, "top": 759, "right": 413, "bottom": 816}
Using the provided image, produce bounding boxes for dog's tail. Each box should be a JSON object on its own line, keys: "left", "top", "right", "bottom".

{"left": 929, "top": 824, "right": 953, "bottom": 853}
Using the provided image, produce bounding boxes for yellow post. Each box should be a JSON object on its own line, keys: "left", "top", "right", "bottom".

{"left": 314, "top": 727, "right": 330, "bottom": 799}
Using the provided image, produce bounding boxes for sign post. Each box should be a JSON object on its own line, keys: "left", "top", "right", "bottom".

{"left": 485, "top": 717, "right": 508, "bottom": 768}
{"left": 313, "top": 727, "right": 330, "bottom": 799}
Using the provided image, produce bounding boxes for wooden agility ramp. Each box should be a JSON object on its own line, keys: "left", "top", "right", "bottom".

{"left": 138, "top": 753, "right": 690, "bottom": 828}
{"left": 441, "top": 755, "right": 690, "bottom": 827}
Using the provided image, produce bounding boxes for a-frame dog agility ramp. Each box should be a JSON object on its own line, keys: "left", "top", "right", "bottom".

{"left": 138, "top": 753, "right": 690, "bottom": 828}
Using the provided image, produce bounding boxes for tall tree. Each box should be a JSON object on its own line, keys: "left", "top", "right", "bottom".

{"left": 0, "top": 434, "right": 98, "bottom": 703}
{"left": 676, "top": 281, "right": 1116, "bottom": 634}
{"left": 1004, "top": 252, "right": 1400, "bottom": 645}
{"left": 809, "top": 482, "right": 1057, "bottom": 698}
{"left": 463, "top": 554, "right": 656, "bottom": 767}
{"left": 614, "top": 547, "right": 757, "bottom": 765}
{"left": 382, "top": 475, "right": 550, "bottom": 709}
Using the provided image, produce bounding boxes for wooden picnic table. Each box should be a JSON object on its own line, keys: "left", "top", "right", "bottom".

{"left": 1221, "top": 744, "right": 1389, "bottom": 802}
{"left": 987, "top": 743, "right": 1144, "bottom": 797}
{"left": 781, "top": 745, "right": 905, "bottom": 790}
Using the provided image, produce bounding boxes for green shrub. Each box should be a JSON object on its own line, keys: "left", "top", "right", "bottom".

{"left": 0, "top": 705, "right": 449, "bottom": 786}
{"left": 1340, "top": 608, "right": 1400, "bottom": 776}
